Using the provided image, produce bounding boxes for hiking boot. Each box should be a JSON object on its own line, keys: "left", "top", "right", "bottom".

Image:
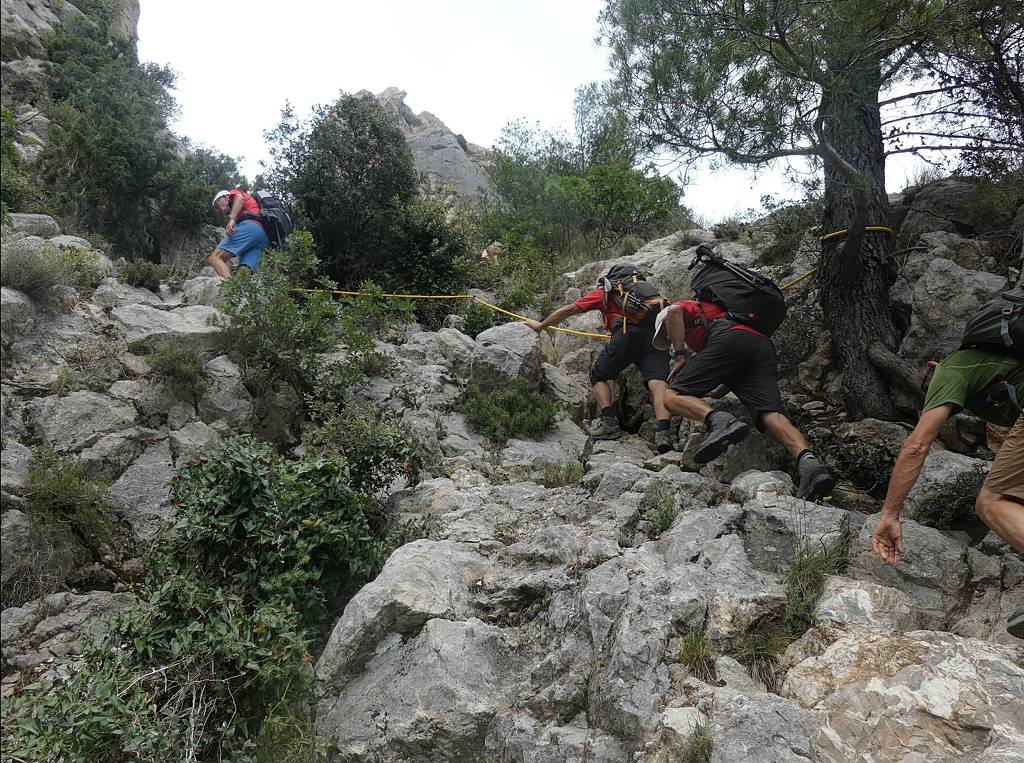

{"left": 693, "top": 411, "right": 750, "bottom": 464}
{"left": 796, "top": 455, "right": 836, "bottom": 501}
{"left": 590, "top": 417, "right": 623, "bottom": 440}
{"left": 654, "top": 428, "right": 676, "bottom": 454}
{"left": 1008, "top": 607, "right": 1024, "bottom": 639}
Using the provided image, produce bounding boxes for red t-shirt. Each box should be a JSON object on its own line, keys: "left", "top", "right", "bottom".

{"left": 672, "top": 299, "right": 765, "bottom": 352}
{"left": 229, "top": 189, "right": 261, "bottom": 219}
{"left": 574, "top": 288, "right": 624, "bottom": 331}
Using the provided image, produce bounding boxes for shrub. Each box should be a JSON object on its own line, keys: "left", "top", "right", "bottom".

{"left": 459, "top": 379, "right": 558, "bottom": 446}
{"left": 642, "top": 482, "right": 677, "bottom": 538}
{"left": 2, "top": 433, "right": 421, "bottom": 761}
{"left": 0, "top": 241, "right": 107, "bottom": 300}
{"left": 461, "top": 299, "right": 498, "bottom": 338}
{"left": 147, "top": 342, "right": 208, "bottom": 407}
{"left": 678, "top": 626, "right": 716, "bottom": 683}
{"left": 118, "top": 259, "right": 170, "bottom": 291}
{"left": 217, "top": 240, "right": 342, "bottom": 398}
{"left": 678, "top": 721, "right": 714, "bottom": 763}
{"left": 539, "top": 458, "right": 584, "bottom": 488}
{"left": 913, "top": 466, "right": 988, "bottom": 531}
{"left": 25, "top": 449, "right": 114, "bottom": 555}
{"left": 815, "top": 432, "right": 899, "bottom": 497}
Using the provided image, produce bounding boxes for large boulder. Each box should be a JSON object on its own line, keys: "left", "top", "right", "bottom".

{"left": 197, "top": 355, "right": 254, "bottom": 430}
{"left": 26, "top": 391, "right": 137, "bottom": 452}
{"left": 5, "top": 213, "right": 59, "bottom": 238}
{"left": 316, "top": 617, "right": 524, "bottom": 761}
{"left": 782, "top": 630, "right": 1024, "bottom": 761}
{"left": 0, "top": 287, "right": 36, "bottom": 343}
{"left": 112, "top": 303, "right": 223, "bottom": 352}
{"left": 709, "top": 689, "right": 815, "bottom": 763}
{"left": 897, "top": 257, "right": 1006, "bottom": 364}
{"left": 469, "top": 322, "right": 543, "bottom": 391}
{"left": 91, "top": 277, "right": 163, "bottom": 309}
{"left": 105, "top": 440, "right": 175, "bottom": 541}
{"left": 897, "top": 178, "right": 1020, "bottom": 246}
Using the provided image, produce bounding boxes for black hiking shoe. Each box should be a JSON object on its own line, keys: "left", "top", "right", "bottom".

{"left": 796, "top": 455, "right": 836, "bottom": 501}
{"left": 654, "top": 429, "right": 676, "bottom": 454}
{"left": 590, "top": 417, "right": 623, "bottom": 441}
{"left": 693, "top": 412, "right": 750, "bottom": 464}
{"left": 1008, "top": 608, "right": 1024, "bottom": 639}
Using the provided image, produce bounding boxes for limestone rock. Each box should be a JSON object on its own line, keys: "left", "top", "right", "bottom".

{"left": 105, "top": 440, "right": 174, "bottom": 541}
{"left": 112, "top": 303, "right": 223, "bottom": 352}
{"left": 26, "top": 391, "right": 137, "bottom": 452}
{"left": 76, "top": 426, "right": 162, "bottom": 480}
{"left": 469, "top": 322, "right": 543, "bottom": 391}
{"left": 541, "top": 363, "right": 591, "bottom": 424}
{"left": 782, "top": 629, "right": 1024, "bottom": 761}
{"left": 5, "top": 213, "right": 59, "bottom": 238}
{"left": 317, "top": 617, "right": 523, "bottom": 761}
{"left": 180, "top": 275, "right": 221, "bottom": 307}
{"left": 0, "top": 439, "right": 32, "bottom": 492}
{"left": 897, "top": 257, "right": 1006, "bottom": 363}
{"left": 46, "top": 235, "right": 92, "bottom": 252}
{"left": 485, "top": 713, "right": 627, "bottom": 763}
{"left": 710, "top": 689, "right": 814, "bottom": 763}
{"left": 905, "top": 448, "right": 988, "bottom": 515}
{"left": 397, "top": 328, "right": 475, "bottom": 378}
{"left": 741, "top": 496, "right": 863, "bottom": 574}
{"left": 898, "top": 178, "right": 1019, "bottom": 246}
{"left": 0, "top": 287, "right": 36, "bottom": 342}
{"left": 1, "top": 590, "right": 135, "bottom": 677}
{"left": 197, "top": 355, "right": 254, "bottom": 430}
{"left": 91, "top": 277, "right": 163, "bottom": 309}
{"left": 499, "top": 417, "right": 587, "bottom": 479}
{"left": 849, "top": 517, "right": 968, "bottom": 629}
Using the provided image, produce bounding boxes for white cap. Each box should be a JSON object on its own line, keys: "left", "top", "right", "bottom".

{"left": 652, "top": 305, "right": 672, "bottom": 350}
{"left": 211, "top": 190, "right": 230, "bottom": 207}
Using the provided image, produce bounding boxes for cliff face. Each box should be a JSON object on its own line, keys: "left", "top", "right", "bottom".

{"left": 371, "top": 87, "right": 495, "bottom": 202}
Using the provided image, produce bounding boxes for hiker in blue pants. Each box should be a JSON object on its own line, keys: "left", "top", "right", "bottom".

{"left": 209, "top": 189, "right": 269, "bottom": 279}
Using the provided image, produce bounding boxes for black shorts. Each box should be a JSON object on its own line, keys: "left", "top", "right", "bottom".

{"left": 668, "top": 322, "right": 784, "bottom": 426}
{"left": 590, "top": 326, "right": 670, "bottom": 385}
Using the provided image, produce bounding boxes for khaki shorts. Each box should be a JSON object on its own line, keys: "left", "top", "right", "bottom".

{"left": 985, "top": 415, "right": 1024, "bottom": 501}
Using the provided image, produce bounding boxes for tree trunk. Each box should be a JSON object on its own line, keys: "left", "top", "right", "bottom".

{"left": 818, "top": 66, "right": 903, "bottom": 420}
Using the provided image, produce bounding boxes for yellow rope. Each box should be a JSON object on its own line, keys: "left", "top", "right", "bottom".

{"left": 819, "top": 225, "right": 893, "bottom": 243}
{"left": 780, "top": 267, "right": 818, "bottom": 291}
{"left": 291, "top": 288, "right": 612, "bottom": 340}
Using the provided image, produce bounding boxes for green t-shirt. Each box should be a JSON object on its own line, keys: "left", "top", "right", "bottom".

{"left": 923, "top": 348, "right": 1024, "bottom": 426}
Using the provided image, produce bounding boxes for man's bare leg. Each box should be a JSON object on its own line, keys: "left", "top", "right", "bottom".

{"left": 976, "top": 489, "right": 1024, "bottom": 552}
{"left": 662, "top": 389, "right": 712, "bottom": 422}
{"left": 592, "top": 381, "right": 614, "bottom": 410}
{"left": 208, "top": 248, "right": 232, "bottom": 279}
{"left": 759, "top": 411, "right": 810, "bottom": 458}
{"left": 648, "top": 380, "right": 670, "bottom": 421}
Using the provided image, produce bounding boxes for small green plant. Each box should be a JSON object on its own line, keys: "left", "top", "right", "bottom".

{"left": 539, "top": 458, "right": 584, "bottom": 488}
{"left": 0, "top": 241, "right": 106, "bottom": 300}
{"left": 461, "top": 300, "right": 497, "bottom": 338}
{"left": 816, "top": 433, "right": 899, "bottom": 497}
{"left": 459, "top": 379, "right": 559, "bottom": 446}
{"left": 118, "top": 259, "right": 170, "bottom": 291}
{"left": 731, "top": 626, "right": 790, "bottom": 692}
{"left": 677, "top": 721, "right": 714, "bottom": 763}
{"left": 642, "top": 482, "right": 677, "bottom": 538}
{"left": 25, "top": 449, "right": 114, "bottom": 555}
{"left": 912, "top": 466, "right": 988, "bottom": 531}
{"left": 54, "top": 366, "right": 76, "bottom": 394}
{"left": 678, "top": 626, "right": 716, "bottom": 683}
{"left": 146, "top": 341, "right": 208, "bottom": 407}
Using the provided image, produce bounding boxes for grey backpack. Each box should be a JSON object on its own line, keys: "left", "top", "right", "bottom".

{"left": 960, "top": 287, "right": 1023, "bottom": 355}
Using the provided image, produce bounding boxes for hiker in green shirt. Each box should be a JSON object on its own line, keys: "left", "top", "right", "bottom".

{"left": 872, "top": 347, "right": 1024, "bottom": 636}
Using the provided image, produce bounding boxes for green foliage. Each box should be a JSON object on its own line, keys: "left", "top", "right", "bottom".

{"left": 754, "top": 196, "right": 823, "bottom": 266}
{"left": 678, "top": 626, "right": 716, "bottom": 683}
{"left": 37, "top": 18, "right": 240, "bottom": 257}
{"left": 3, "top": 432, "right": 421, "bottom": 761}
{"left": 459, "top": 379, "right": 559, "bottom": 446}
{"left": 816, "top": 432, "right": 899, "bottom": 497}
{"left": 773, "top": 303, "right": 823, "bottom": 377}
{"left": 539, "top": 459, "right": 584, "bottom": 488}
{"left": 117, "top": 259, "right": 170, "bottom": 291}
{"left": 460, "top": 299, "right": 499, "bottom": 338}
{"left": 146, "top": 342, "right": 207, "bottom": 407}
{"left": 642, "top": 482, "right": 677, "bottom": 538}
{"left": 217, "top": 236, "right": 342, "bottom": 398}
{"left": 913, "top": 466, "right": 988, "bottom": 531}
{"left": 26, "top": 449, "right": 113, "bottom": 554}
{"left": 0, "top": 241, "right": 107, "bottom": 299}
{"left": 1, "top": 107, "right": 44, "bottom": 217}
{"left": 677, "top": 721, "right": 714, "bottom": 763}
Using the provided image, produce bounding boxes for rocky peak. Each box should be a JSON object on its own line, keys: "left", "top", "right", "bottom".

{"left": 368, "top": 87, "right": 495, "bottom": 202}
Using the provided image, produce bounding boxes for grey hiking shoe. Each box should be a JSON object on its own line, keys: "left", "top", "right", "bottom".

{"left": 654, "top": 428, "right": 676, "bottom": 454}
{"left": 796, "top": 455, "right": 836, "bottom": 501}
{"left": 693, "top": 411, "right": 750, "bottom": 464}
{"left": 590, "top": 416, "right": 623, "bottom": 440}
{"left": 1008, "top": 608, "right": 1024, "bottom": 639}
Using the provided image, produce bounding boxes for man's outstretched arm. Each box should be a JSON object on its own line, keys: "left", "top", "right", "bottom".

{"left": 524, "top": 304, "right": 583, "bottom": 332}
{"left": 872, "top": 404, "right": 953, "bottom": 564}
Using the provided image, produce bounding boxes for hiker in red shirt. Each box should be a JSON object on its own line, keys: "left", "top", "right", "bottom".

{"left": 525, "top": 265, "right": 675, "bottom": 451}
{"left": 653, "top": 298, "right": 836, "bottom": 500}
{"left": 208, "top": 189, "right": 269, "bottom": 278}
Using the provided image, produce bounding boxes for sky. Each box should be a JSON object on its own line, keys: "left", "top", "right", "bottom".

{"left": 136, "top": 1, "right": 925, "bottom": 221}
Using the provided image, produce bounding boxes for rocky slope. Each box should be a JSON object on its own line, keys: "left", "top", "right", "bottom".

{"left": 2, "top": 181, "right": 1023, "bottom": 760}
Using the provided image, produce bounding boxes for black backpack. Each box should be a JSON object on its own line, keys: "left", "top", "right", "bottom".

{"left": 960, "top": 287, "right": 1023, "bottom": 355}
{"left": 597, "top": 264, "right": 666, "bottom": 328}
{"left": 688, "top": 244, "right": 787, "bottom": 336}
{"left": 241, "top": 190, "right": 294, "bottom": 249}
